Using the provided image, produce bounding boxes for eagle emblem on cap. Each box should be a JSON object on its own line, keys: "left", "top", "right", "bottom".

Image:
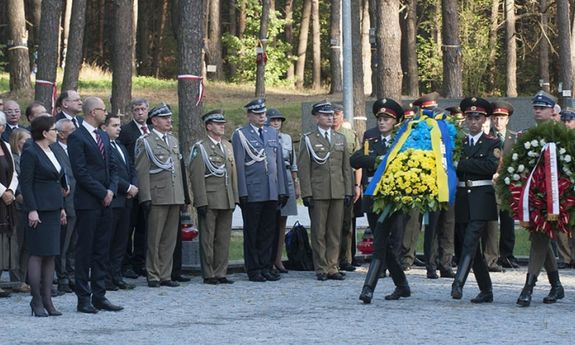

{"left": 471, "top": 97, "right": 477, "bottom": 102}
{"left": 382, "top": 98, "right": 387, "bottom": 103}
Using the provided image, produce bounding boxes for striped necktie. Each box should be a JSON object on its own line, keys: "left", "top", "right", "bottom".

{"left": 94, "top": 130, "right": 105, "bottom": 158}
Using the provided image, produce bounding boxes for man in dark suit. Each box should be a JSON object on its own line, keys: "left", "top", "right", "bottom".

{"left": 451, "top": 97, "right": 500, "bottom": 304}
{"left": 117, "top": 99, "right": 151, "bottom": 278}
{"left": 103, "top": 113, "right": 138, "bottom": 290}
{"left": 2, "top": 100, "right": 22, "bottom": 142}
{"left": 68, "top": 96, "right": 123, "bottom": 313}
{"left": 55, "top": 90, "right": 84, "bottom": 128}
{"left": 52, "top": 118, "right": 78, "bottom": 293}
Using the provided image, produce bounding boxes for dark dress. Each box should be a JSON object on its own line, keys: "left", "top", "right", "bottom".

{"left": 21, "top": 143, "right": 66, "bottom": 257}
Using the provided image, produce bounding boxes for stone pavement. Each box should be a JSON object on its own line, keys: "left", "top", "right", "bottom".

{"left": 2, "top": 266, "right": 575, "bottom": 344}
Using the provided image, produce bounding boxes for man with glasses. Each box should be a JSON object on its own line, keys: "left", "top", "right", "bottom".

{"left": 55, "top": 90, "right": 83, "bottom": 128}
{"left": 2, "top": 100, "right": 22, "bottom": 141}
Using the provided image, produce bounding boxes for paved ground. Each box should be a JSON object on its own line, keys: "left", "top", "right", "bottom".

{"left": 2, "top": 266, "right": 575, "bottom": 345}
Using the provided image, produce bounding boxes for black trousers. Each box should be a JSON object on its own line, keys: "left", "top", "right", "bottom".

{"left": 457, "top": 220, "right": 492, "bottom": 292}
{"left": 498, "top": 209, "right": 516, "bottom": 259}
{"left": 369, "top": 211, "right": 408, "bottom": 285}
{"left": 126, "top": 196, "right": 147, "bottom": 271}
{"left": 241, "top": 201, "right": 277, "bottom": 277}
{"left": 75, "top": 207, "right": 112, "bottom": 301}
{"left": 109, "top": 205, "right": 132, "bottom": 282}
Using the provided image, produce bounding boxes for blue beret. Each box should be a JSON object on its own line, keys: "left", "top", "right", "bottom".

{"left": 532, "top": 91, "right": 556, "bottom": 108}
{"left": 244, "top": 98, "right": 266, "bottom": 114}
{"left": 202, "top": 109, "right": 226, "bottom": 124}
{"left": 312, "top": 101, "right": 334, "bottom": 115}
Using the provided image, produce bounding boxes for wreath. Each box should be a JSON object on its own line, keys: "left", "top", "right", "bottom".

{"left": 496, "top": 121, "right": 575, "bottom": 238}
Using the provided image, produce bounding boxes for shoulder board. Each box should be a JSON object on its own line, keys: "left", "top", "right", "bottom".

{"left": 483, "top": 134, "right": 496, "bottom": 140}
{"left": 303, "top": 131, "right": 313, "bottom": 137}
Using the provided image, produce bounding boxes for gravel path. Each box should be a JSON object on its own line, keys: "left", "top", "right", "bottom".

{"left": 2, "top": 266, "right": 574, "bottom": 344}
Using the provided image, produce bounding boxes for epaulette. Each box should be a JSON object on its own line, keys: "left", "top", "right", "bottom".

{"left": 303, "top": 131, "right": 312, "bottom": 137}
{"left": 484, "top": 134, "right": 497, "bottom": 140}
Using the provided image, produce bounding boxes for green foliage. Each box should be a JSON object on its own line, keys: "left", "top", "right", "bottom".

{"left": 222, "top": 0, "right": 295, "bottom": 86}
{"left": 416, "top": 0, "right": 443, "bottom": 92}
{"left": 0, "top": 45, "right": 6, "bottom": 71}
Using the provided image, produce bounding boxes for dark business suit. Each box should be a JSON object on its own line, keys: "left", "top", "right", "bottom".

{"left": 55, "top": 111, "right": 83, "bottom": 128}
{"left": 108, "top": 140, "right": 137, "bottom": 284}
{"left": 68, "top": 124, "right": 118, "bottom": 304}
{"left": 117, "top": 120, "right": 150, "bottom": 274}
{"left": 1, "top": 124, "right": 20, "bottom": 142}
{"left": 51, "top": 142, "right": 78, "bottom": 287}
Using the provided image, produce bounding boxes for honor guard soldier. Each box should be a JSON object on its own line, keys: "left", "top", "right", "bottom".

{"left": 451, "top": 97, "right": 500, "bottom": 303}
{"left": 351, "top": 98, "right": 411, "bottom": 303}
{"left": 190, "top": 110, "right": 238, "bottom": 285}
{"left": 299, "top": 101, "right": 352, "bottom": 281}
{"left": 232, "top": 98, "right": 288, "bottom": 282}
{"left": 135, "top": 104, "right": 187, "bottom": 288}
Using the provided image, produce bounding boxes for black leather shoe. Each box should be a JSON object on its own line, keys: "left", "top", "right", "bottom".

{"left": 488, "top": 265, "right": 505, "bottom": 273}
{"left": 160, "top": 280, "right": 180, "bottom": 287}
{"left": 249, "top": 274, "right": 267, "bottom": 282}
{"left": 93, "top": 298, "right": 124, "bottom": 312}
{"left": 384, "top": 286, "right": 411, "bottom": 300}
{"left": 123, "top": 268, "right": 139, "bottom": 279}
{"left": 340, "top": 262, "right": 356, "bottom": 272}
{"left": 51, "top": 288, "right": 65, "bottom": 297}
{"left": 147, "top": 280, "right": 160, "bottom": 288}
{"left": 426, "top": 268, "right": 439, "bottom": 279}
{"left": 172, "top": 275, "right": 192, "bottom": 282}
{"left": 316, "top": 273, "right": 328, "bottom": 281}
{"left": 451, "top": 283, "right": 463, "bottom": 300}
{"left": 114, "top": 279, "right": 135, "bottom": 290}
{"left": 134, "top": 267, "right": 147, "bottom": 277}
{"left": 77, "top": 301, "right": 98, "bottom": 314}
{"left": 413, "top": 257, "right": 426, "bottom": 267}
{"left": 359, "top": 286, "right": 374, "bottom": 304}
{"left": 58, "top": 283, "right": 73, "bottom": 293}
{"left": 440, "top": 269, "right": 456, "bottom": 278}
{"left": 105, "top": 282, "right": 119, "bottom": 291}
{"left": 352, "top": 260, "right": 362, "bottom": 267}
{"left": 217, "top": 277, "right": 234, "bottom": 284}
{"left": 557, "top": 262, "right": 569, "bottom": 270}
{"left": 470, "top": 291, "right": 493, "bottom": 303}
{"left": 327, "top": 272, "right": 345, "bottom": 280}
{"left": 203, "top": 278, "right": 220, "bottom": 285}
{"left": 262, "top": 271, "right": 281, "bottom": 281}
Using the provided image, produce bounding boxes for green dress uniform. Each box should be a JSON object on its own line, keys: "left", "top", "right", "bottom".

{"left": 298, "top": 127, "right": 352, "bottom": 278}
{"left": 135, "top": 127, "right": 186, "bottom": 284}
{"left": 189, "top": 136, "right": 238, "bottom": 281}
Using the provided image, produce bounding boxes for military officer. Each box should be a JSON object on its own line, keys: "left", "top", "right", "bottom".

{"left": 299, "top": 101, "right": 352, "bottom": 281}
{"left": 190, "top": 110, "right": 238, "bottom": 285}
{"left": 351, "top": 98, "right": 411, "bottom": 303}
{"left": 232, "top": 98, "right": 288, "bottom": 282}
{"left": 135, "top": 104, "right": 186, "bottom": 288}
{"left": 451, "top": 97, "right": 500, "bottom": 303}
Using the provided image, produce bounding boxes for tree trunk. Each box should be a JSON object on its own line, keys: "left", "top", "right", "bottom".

{"left": 152, "top": 0, "right": 169, "bottom": 77}
{"left": 505, "top": 0, "right": 517, "bottom": 96}
{"left": 255, "top": 0, "right": 271, "bottom": 97}
{"left": 137, "top": 0, "right": 152, "bottom": 75}
{"left": 60, "top": 0, "right": 73, "bottom": 68}
{"left": 361, "top": 0, "right": 372, "bottom": 96}
{"left": 239, "top": 0, "right": 247, "bottom": 37}
{"left": 177, "top": 0, "right": 204, "bottom": 170}
{"left": 35, "top": 0, "right": 63, "bottom": 113}
{"left": 285, "top": 0, "right": 295, "bottom": 83}
{"left": 369, "top": 0, "right": 377, "bottom": 96}
{"left": 487, "top": 0, "right": 500, "bottom": 90}
{"left": 441, "top": 0, "right": 462, "bottom": 98}
{"left": 556, "top": 0, "right": 572, "bottom": 105}
{"left": 329, "top": 0, "right": 343, "bottom": 94}
{"left": 132, "top": 0, "right": 139, "bottom": 76}
{"left": 62, "top": 0, "right": 87, "bottom": 91}
{"left": 295, "top": 0, "right": 312, "bottom": 88}
{"left": 7, "top": 0, "right": 32, "bottom": 92}
{"left": 352, "top": 0, "right": 366, "bottom": 134}
{"left": 98, "top": 0, "right": 105, "bottom": 58}
{"left": 111, "top": 0, "right": 133, "bottom": 116}
{"left": 539, "top": 0, "right": 550, "bottom": 93}
{"left": 207, "top": 0, "right": 224, "bottom": 80}
{"left": 229, "top": 0, "right": 237, "bottom": 36}
{"left": 376, "top": 0, "right": 402, "bottom": 99}
{"left": 26, "top": 0, "right": 43, "bottom": 72}
{"left": 311, "top": 0, "right": 321, "bottom": 90}
{"left": 404, "top": 0, "right": 418, "bottom": 97}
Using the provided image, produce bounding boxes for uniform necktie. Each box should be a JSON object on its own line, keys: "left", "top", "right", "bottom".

{"left": 470, "top": 137, "right": 475, "bottom": 147}
{"left": 497, "top": 132, "right": 503, "bottom": 142}
{"left": 324, "top": 131, "right": 330, "bottom": 143}
{"left": 141, "top": 125, "right": 148, "bottom": 134}
{"left": 94, "top": 130, "right": 105, "bottom": 158}
{"left": 258, "top": 128, "right": 264, "bottom": 141}
{"left": 163, "top": 134, "right": 169, "bottom": 146}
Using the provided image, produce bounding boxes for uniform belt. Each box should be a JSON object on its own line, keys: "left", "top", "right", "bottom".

{"left": 457, "top": 179, "right": 492, "bottom": 188}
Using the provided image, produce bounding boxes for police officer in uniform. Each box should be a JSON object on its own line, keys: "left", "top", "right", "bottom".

{"left": 451, "top": 97, "right": 500, "bottom": 303}
{"left": 351, "top": 98, "right": 411, "bottom": 303}
{"left": 232, "top": 98, "right": 288, "bottom": 282}
{"left": 298, "top": 101, "right": 352, "bottom": 281}
{"left": 135, "top": 104, "right": 187, "bottom": 288}
{"left": 190, "top": 110, "right": 238, "bottom": 285}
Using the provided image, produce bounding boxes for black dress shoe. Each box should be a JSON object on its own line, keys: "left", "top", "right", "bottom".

{"left": 276, "top": 267, "right": 289, "bottom": 274}
{"left": 470, "top": 291, "right": 493, "bottom": 303}
{"left": 426, "top": 268, "right": 439, "bottom": 279}
{"left": 0, "top": 288, "right": 11, "bottom": 298}
{"left": 451, "top": 283, "right": 463, "bottom": 300}
{"left": 51, "top": 289, "right": 65, "bottom": 297}
{"left": 172, "top": 275, "right": 192, "bottom": 282}
{"left": 123, "top": 268, "right": 139, "bottom": 279}
{"left": 77, "top": 302, "right": 98, "bottom": 314}
{"left": 439, "top": 269, "right": 456, "bottom": 278}
{"left": 327, "top": 272, "right": 345, "bottom": 280}
{"left": 557, "top": 262, "right": 569, "bottom": 270}
{"left": 352, "top": 260, "right": 362, "bottom": 267}
{"left": 147, "top": 280, "right": 160, "bottom": 288}
{"left": 93, "top": 298, "right": 124, "bottom": 312}
{"left": 249, "top": 274, "right": 267, "bottom": 282}
{"left": 316, "top": 273, "right": 328, "bottom": 281}
{"left": 105, "top": 282, "right": 119, "bottom": 291}
{"left": 160, "top": 280, "right": 180, "bottom": 287}
{"left": 134, "top": 267, "right": 147, "bottom": 277}
{"left": 58, "top": 283, "right": 73, "bottom": 293}
{"left": 262, "top": 271, "right": 281, "bottom": 281}
{"left": 340, "top": 262, "right": 356, "bottom": 272}
{"left": 217, "top": 277, "right": 234, "bottom": 284}
{"left": 359, "top": 286, "right": 374, "bottom": 304}
{"left": 384, "top": 286, "right": 411, "bottom": 300}
{"left": 114, "top": 279, "right": 135, "bottom": 290}
{"left": 413, "top": 257, "right": 426, "bottom": 267}
{"left": 488, "top": 265, "right": 505, "bottom": 273}
{"left": 203, "top": 278, "right": 220, "bottom": 285}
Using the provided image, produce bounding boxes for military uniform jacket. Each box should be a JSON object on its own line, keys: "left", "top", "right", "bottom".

{"left": 350, "top": 128, "right": 388, "bottom": 186}
{"left": 135, "top": 131, "right": 185, "bottom": 205}
{"left": 231, "top": 124, "right": 287, "bottom": 202}
{"left": 455, "top": 133, "right": 500, "bottom": 223}
{"left": 298, "top": 128, "right": 352, "bottom": 200}
{"left": 189, "top": 137, "right": 238, "bottom": 210}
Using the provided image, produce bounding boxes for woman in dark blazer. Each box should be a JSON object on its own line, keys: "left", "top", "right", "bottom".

{"left": 21, "top": 116, "right": 68, "bottom": 317}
